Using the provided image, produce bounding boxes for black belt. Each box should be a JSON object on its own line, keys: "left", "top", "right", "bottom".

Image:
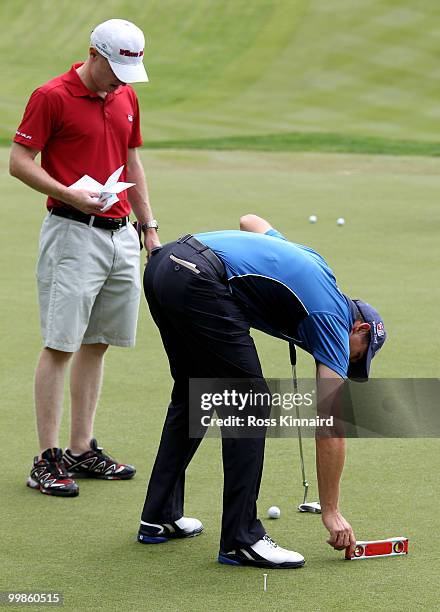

{"left": 50, "top": 207, "right": 129, "bottom": 230}
{"left": 178, "top": 234, "right": 226, "bottom": 279}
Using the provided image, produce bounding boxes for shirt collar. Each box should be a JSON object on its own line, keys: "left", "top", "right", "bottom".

{"left": 62, "top": 63, "right": 124, "bottom": 98}
{"left": 344, "top": 295, "right": 358, "bottom": 328}
{"left": 62, "top": 63, "right": 99, "bottom": 98}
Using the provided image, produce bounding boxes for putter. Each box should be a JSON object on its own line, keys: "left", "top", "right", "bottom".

{"left": 289, "top": 343, "right": 321, "bottom": 514}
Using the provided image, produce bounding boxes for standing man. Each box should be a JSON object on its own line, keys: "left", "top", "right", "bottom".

{"left": 137, "top": 214, "right": 386, "bottom": 569}
{"left": 9, "top": 19, "right": 160, "bottom": 497}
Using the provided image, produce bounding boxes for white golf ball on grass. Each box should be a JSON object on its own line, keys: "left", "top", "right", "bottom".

{"left": 336, "top": 217, "right": 345, "bottom": 226}
{"left": 308, "top": 215, "right": 318, "bottom": 224}
{"left": 267, "top": 506, "right": 281, "bottom": 519}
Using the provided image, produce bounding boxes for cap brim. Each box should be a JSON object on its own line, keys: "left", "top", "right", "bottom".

{"left": 109, "top": 59, "right": 149, "bottom": 84}
{"left": 347, "top": 333, "right": 374, "bottom": 382}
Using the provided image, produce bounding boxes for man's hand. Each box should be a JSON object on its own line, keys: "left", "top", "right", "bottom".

{"left": 62, "top": 188, "right": 103, "bottom": 214}
{"left": 143, "top": 228, "right": 162, "bottom": 258}
{"left": 322, "top": 509, "right": 356, "bottom": 555}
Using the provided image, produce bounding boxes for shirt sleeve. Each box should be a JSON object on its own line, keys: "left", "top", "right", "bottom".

{"left": 297, "top": 312, "right": 350, "bottom": 378}
{"left": 265, "top": 228, "right": 288, "bottom": 241}
{"left": 14, "top": 89, "right": 56, "bottom": 151}
{"left": 128, "top": 90, "right": 143, "bottom": 148}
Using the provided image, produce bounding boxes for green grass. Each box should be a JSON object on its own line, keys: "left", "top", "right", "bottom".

{"left": 1, "top": 148, "right": 439, "bottom": 611}
{"left": 3, "top": 0, "right": 440, "bottom": 146}
{"left": 147, "top": 131, "right": 440, "bottom": 156}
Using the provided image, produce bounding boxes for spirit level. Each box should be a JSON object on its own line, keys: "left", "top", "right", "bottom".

{"left": 345, "top": 537, "right": 409, "bottom": 560}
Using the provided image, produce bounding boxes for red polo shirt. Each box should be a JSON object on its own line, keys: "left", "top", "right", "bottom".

{"left": 14, "top": 63, "right": 143, "bottom": 218}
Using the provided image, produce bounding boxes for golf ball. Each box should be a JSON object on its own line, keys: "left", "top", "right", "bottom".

{"left": 336, "top": 217, "right": 345, "bottom": 226}
{"left": 309, "top": 214, "right": 318, "bottom": 224}
{"left": 267, "top": 506, "right": 281, "bottom": 519}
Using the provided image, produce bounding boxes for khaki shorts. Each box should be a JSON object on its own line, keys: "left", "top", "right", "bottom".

{"left": 36, "top": 213, "right": 141, "bottom": 352}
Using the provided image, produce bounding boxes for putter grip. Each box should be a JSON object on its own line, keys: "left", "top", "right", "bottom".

{"left": 289, "top": 343, "right": 297, "bottom": 366}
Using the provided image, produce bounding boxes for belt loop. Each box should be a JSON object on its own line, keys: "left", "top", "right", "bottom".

{"left": 178, "top": 234, "right": 192, "bottom": 244}
{"left": 89, "top": 215, "right": 95, "bottom": 228}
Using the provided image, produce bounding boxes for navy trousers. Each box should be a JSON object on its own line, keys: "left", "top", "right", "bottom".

{"left": 141, "top": 239, "right": 268, "bottom": 552}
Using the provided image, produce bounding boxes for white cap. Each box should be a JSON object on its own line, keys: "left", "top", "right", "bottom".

{"left": 90, "top": 19, "right": 148, "bottom": 83}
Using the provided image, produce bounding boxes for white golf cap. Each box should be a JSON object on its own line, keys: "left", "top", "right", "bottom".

{"left": 90, "top": 19, "right": 148, "bottom": 83}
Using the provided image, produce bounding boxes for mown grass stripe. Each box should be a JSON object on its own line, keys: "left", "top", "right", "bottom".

{"left": 144, "top": 132, "right": 440, "bottom": 157}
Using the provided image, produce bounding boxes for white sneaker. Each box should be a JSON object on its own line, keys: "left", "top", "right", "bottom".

{"left": 138, "top": 516, "right": 204, "bottom": 544}
{"left": 218, "top": 534, "right": 305, "bottom": 568}
{"left": 174, "top": 517, "right": 203, "bottom": 534}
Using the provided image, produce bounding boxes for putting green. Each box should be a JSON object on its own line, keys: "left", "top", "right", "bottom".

{"left": 0, "top": 148, "right": 438, "bottom": 611}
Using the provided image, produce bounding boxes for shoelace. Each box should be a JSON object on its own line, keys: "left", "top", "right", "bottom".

{"left": 263, "top": 535, "right": 278, "bottom": 548}
{"left": 68, "top": 444, "right": 116, "bottom": 468}
{"left": 48, "top": 460, "right": 69, "bottom": 478}
{"left": 95, "top": 447, "right": 116, "bottom": 463}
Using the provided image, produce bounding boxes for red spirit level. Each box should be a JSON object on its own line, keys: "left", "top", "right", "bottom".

{"left": 345, "top": 537, "right": 409, "bottom": 560}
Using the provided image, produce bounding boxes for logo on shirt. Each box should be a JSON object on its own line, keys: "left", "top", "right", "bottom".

{"left": 127, "top": 114, "right": 133, "bottom": 122}
{"left": 16, "top": 130, "right": 32, "bottom": 140}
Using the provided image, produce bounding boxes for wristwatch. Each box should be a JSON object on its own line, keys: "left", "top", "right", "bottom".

{"left": 141, "top": 219, "right": 159, "bottom": 231}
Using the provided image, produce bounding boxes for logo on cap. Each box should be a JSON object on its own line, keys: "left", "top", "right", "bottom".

{"left": 120, "top": 49, "right": 144, "bottom": 57}
{"left": 376, "top": 321, "right": 385, "bottom": 337}
{"left": 95, "top": 42, "right": 111, "bottom": 58}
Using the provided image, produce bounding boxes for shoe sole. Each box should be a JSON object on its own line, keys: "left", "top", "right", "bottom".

{"left": 26, "top": 477, "right": 79, "bottom": 498}
{"left": 137, "top": 534, "right": 169, "bottom": 544}
{"left": 137, "top": 526, "right": 204, "bottom": 544}
{"left": 217, "top": 554, "right": 305, "bottom": 569}
{"left": 67, "top": 471, "right": 135, "bottom": 480}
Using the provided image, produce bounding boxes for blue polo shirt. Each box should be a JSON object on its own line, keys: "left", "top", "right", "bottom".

{"left": 195, "top": 229, "right": 354, "bottom": 377}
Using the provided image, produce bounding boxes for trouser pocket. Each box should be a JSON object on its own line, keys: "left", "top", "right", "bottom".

{"left": 170, "top": 254, "right": 201, "bottom": 274}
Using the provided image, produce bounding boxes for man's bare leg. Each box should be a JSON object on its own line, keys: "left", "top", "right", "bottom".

{"left": 34, "top": 347, "right": 73, "bottom": 456}
{"left": 68, "top": 343, "right": 109, "bottom": 454}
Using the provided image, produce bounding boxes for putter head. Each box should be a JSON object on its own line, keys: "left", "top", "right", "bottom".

{"left": 298, "top": 501, "right": 321, "bottom": 513}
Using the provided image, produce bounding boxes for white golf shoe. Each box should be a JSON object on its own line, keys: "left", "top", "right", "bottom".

{"left": 218, "top": 534, "right": 305, "bottom": 568}
{"left": 138, "top": 516, "right": 204, "bottom": 544}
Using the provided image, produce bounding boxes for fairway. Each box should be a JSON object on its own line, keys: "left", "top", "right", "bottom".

{"left": 1, "top": 148, "right": 439, "bottom": 611}
{"left": 3, "top": 0, "right": 440, "bottom": 148}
